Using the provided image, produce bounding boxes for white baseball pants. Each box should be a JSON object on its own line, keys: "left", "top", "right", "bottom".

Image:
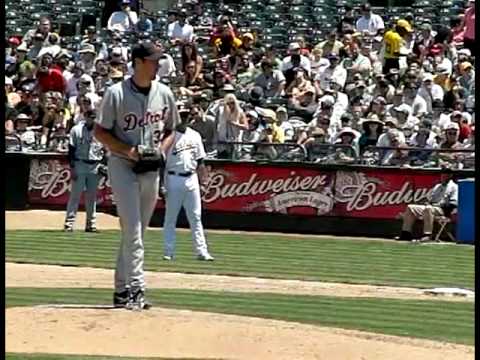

{"left": 163, "top": 173, "right": 209, "bottom": 258}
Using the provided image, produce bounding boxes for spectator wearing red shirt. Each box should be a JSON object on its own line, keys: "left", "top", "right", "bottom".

{"left": 37, "top": 53, "right": 66, "bottom": 94}
{"left": 462, "top": 0, "right": 475, "bottom": 52}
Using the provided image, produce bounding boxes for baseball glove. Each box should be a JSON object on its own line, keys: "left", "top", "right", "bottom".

{"left": 132, "top": 146, "right": 163, "bottom": 174}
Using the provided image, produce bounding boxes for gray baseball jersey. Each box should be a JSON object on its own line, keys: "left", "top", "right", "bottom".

{"left": 96, "top": 78, "right": 179, "bottom": 155}
{"left": 65, "top": 121, "right": 104, "bottom": 230}
{"left": 96, "top": 78, "right": 180, "bottom": 294}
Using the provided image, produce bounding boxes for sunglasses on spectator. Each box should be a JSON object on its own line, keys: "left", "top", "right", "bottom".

{"left": 446, "top": 131, "right": 458, "bottom": 135}
{"left": 226, "top": 101, "right": 235, "bottom": 105}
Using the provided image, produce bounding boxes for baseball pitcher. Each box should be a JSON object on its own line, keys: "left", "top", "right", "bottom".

{"left": 94, "top": 41, "right": 179, "bottom": 310}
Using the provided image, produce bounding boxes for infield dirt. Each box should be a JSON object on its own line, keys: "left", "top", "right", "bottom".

{"left": 5, "top": 210, "right": 475, "bottom": 359}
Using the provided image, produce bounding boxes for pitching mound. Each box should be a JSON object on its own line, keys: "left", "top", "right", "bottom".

{"left": 6, "top": 306, "right": 473, "bottom": 360}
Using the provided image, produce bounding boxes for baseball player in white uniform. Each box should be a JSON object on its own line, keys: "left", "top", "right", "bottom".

{"left": 94, "top": 41, "right": 179, "bottom": 310}
{"left": 161, "top": 108, "right": 214, "bottom": 261}
{"left": 64, "top": 110, "right": 104, "bottom": 232}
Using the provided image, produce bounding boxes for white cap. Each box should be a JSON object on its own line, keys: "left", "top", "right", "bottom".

{"left": 445, "top": 122, "right": 460, "bottom": 131}
{"left": 394, "top": 103, "right": 412, "bottom": 114}
{"left": 422, "top": 73, "right": 434, "bottom": 82}
{"left": 5, "top": 76, "right": 13, "bottom": 86}
{"left": 320, "top": 95, "right": 335, "bottom": 106}
{"left": 247, "top": 110, "right": 258, "bottom": 119}
{"left": 458, "top": 48, "right": 472, "bottom": 56}
{"left": 288, "top": 42, "right": 301, "bottom": 51}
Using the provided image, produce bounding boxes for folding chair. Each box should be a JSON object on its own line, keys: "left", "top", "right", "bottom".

{"left": 433, "top": 211, "right": 457, "bottom": 243}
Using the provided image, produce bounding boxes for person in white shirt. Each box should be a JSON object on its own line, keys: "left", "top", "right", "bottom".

{"left": 167, "top": 11, "right": 195, "bottom": 45}
{"left": 280, "top": 42, "right": 311, "bottom": 85}
{"left": 310, "top": 48, "right": 330, "bottom": 78}
{"left": 355, "top": 3, "right": 385, "bottom": 36}
{"left": 397, "top": 171, "right": 458, "bottom": 242}
{"left": 315, "top": 53, "right": 347, "bottom": 93}
{"left": 107, "top": 0, "right": 138, "bottom": 33}
{"left": 417, "top": 73, "right": 444, "bottom": 113}
{"left": 161, "top": 109, "right": 214, "bottom": 261}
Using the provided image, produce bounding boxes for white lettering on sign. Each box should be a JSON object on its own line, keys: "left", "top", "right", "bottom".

{"left": 29, "top": 159, "right": 111, "bottom": 199}
{"left": 202, "top": 171, "right": 328, "bottom": 204}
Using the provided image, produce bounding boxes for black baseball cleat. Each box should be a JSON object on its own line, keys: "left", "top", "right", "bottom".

{"left": 85, "top": 227, "right": 98, "bottom": 233}
{"left": 64, "top": 225, "right": 73, "bottom": 232}
{"left": 113, "top": 290, "right": 129, "bottom": 308}
{"left": 125, "top": 288, "right": 152, "bottom": 311}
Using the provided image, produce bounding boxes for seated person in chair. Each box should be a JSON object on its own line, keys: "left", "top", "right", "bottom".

{"left": 397, "top": 170, "right": 458, "bottom": 242}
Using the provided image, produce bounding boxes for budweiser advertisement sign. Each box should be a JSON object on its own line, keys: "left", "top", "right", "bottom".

{"left": 28, "top": 158, "right": 443, "bottom": 219}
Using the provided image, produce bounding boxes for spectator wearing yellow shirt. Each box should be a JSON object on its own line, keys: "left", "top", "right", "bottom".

{"left": 383, "top": 19, "right": 413, "bottom": 74}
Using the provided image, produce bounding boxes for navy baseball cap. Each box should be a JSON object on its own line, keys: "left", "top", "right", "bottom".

{"left": 131, "top": 41, "right": 163, "bottom": 61}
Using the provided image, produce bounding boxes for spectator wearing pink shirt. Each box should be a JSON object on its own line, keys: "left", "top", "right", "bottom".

{"left": 462, "top": 0, "right": 475, "bottom": 52}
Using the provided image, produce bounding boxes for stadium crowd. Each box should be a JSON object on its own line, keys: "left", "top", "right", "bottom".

{"left": 4, "top": 0, "right": 475, "bottom": 169}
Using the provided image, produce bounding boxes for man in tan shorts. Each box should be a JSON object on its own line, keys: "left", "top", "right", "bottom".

{"left": 397, "top": 170, "right": 458, "bottom": 242}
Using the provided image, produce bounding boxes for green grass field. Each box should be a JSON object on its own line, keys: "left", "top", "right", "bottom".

{"left": 5, "top": 230, "right": 475, "bottom": 289}
{"left": 5, "top": 229, "right": 475, "bottom": 359}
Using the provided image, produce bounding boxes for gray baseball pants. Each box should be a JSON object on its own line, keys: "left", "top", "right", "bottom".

{"left": 108, "top": 156, "right": 159, "bottom": 293}
{"left": 65, "top": 170, "right": 99, "bottom": 228}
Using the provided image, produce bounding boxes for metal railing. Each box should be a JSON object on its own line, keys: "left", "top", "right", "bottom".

{"left": 362, "top": 146, "right": 475, "bottom": 169}
{"left": 206, "top": 141, "right": 308, "bottom": 162}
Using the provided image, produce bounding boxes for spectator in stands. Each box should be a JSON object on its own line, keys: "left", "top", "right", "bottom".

{"left": 355, "top": 3, "right": 385, "bottom": 36}
{"left": 281, "top": 42, "right": 311, "bottom": 86}
{"left": 181, "top": 42, "right": 203, "bottom": 80}
{"left": 82, "top": 26, "right": 109, "bottom": 60}
{"left": 315, "top": 53, "right": 346, "bottom": 94}
{"left": 413, "top": 22, "right": 436, "bottom": 61}
{"left": 276, "top": 106, "right": 294, "bottom": 142}
{"left": 179, "top": 60, "right": 208, "bottom": 97}
{"left": 137, "top": 9, "right": 153, "bottom": 33}
{"left": 458, "top": 61, "right": 474, "bottom": 96}
{"left": 286, "top": 67, "right": 312, "bottom": 100}
{"left": 417, "top": 73, "right": 444, "bottom": 114}
{"left": 108, "top": 0, "right": 138, "bottom": 33}
{"left": 216, "top": 93, "right": 249, "bottom": 157}
{"left": 168, "top": 9, "right": 195, "bottom": 45}
{"left": 334, "top": 127, "right": 358, "bottom": 161}
{"left": 27, "top": 33, "right": 46, "bottom": 61}
{"left": 14, "top": 113, "right": 37, "bottom": 148}
{"left": 254, "top": 59, "right": 286, "bottom": 98}
{"left": 369, "top": 74, "right": 394, "bottom": 103}
{"left": 213, "top": 21, "right": 242, "bottom": 57}
{"left": 344, "top": 42, "right": 372, "bottom": 82}
{"left": 189, "top": 2, "right": 213, "bottom": 27}
{"left": 358, "top": 115, "right": 384, "bottom": 153}
{"left": 314, "top": 31, "right": 344, "bottom": 57}
{"left": 36, "top": 53, "right": 66, "bottom": 95}
{"left": 23, "top": 16, "right": 53, "bottom": 47}
{"left": 462, "top": 0, "right": 475, "bottom": 52}
{"left": 437, "top": 122, "right": 463, "bottom": 167}
{"left": 188, "top": 104, "right": 216, "bottom": 153}
{"left": 397, "top": 170, "right": 458, "bottom": 242}
{"left": 309, "top": 48, "right": 329, "bottom": 79}
{"left": 288, "top": 86, "right": 318, "bottom": 123}
{"left": 450, "top": 16, "right": 465, "bottom": 48}
{"left": 77, "top": 44, "right": 97, "bottom": 76}
{"left": 337, "top": 5, "right": 356, "bottom": 35}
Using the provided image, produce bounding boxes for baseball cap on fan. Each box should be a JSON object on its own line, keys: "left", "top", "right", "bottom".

{"left": 131, "top": 41, "right": 163, "bottom": 62}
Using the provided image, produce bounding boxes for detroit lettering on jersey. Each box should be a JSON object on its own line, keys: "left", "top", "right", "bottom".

{"left": 122, "top": 107, "right": 170, "bottom": 132}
